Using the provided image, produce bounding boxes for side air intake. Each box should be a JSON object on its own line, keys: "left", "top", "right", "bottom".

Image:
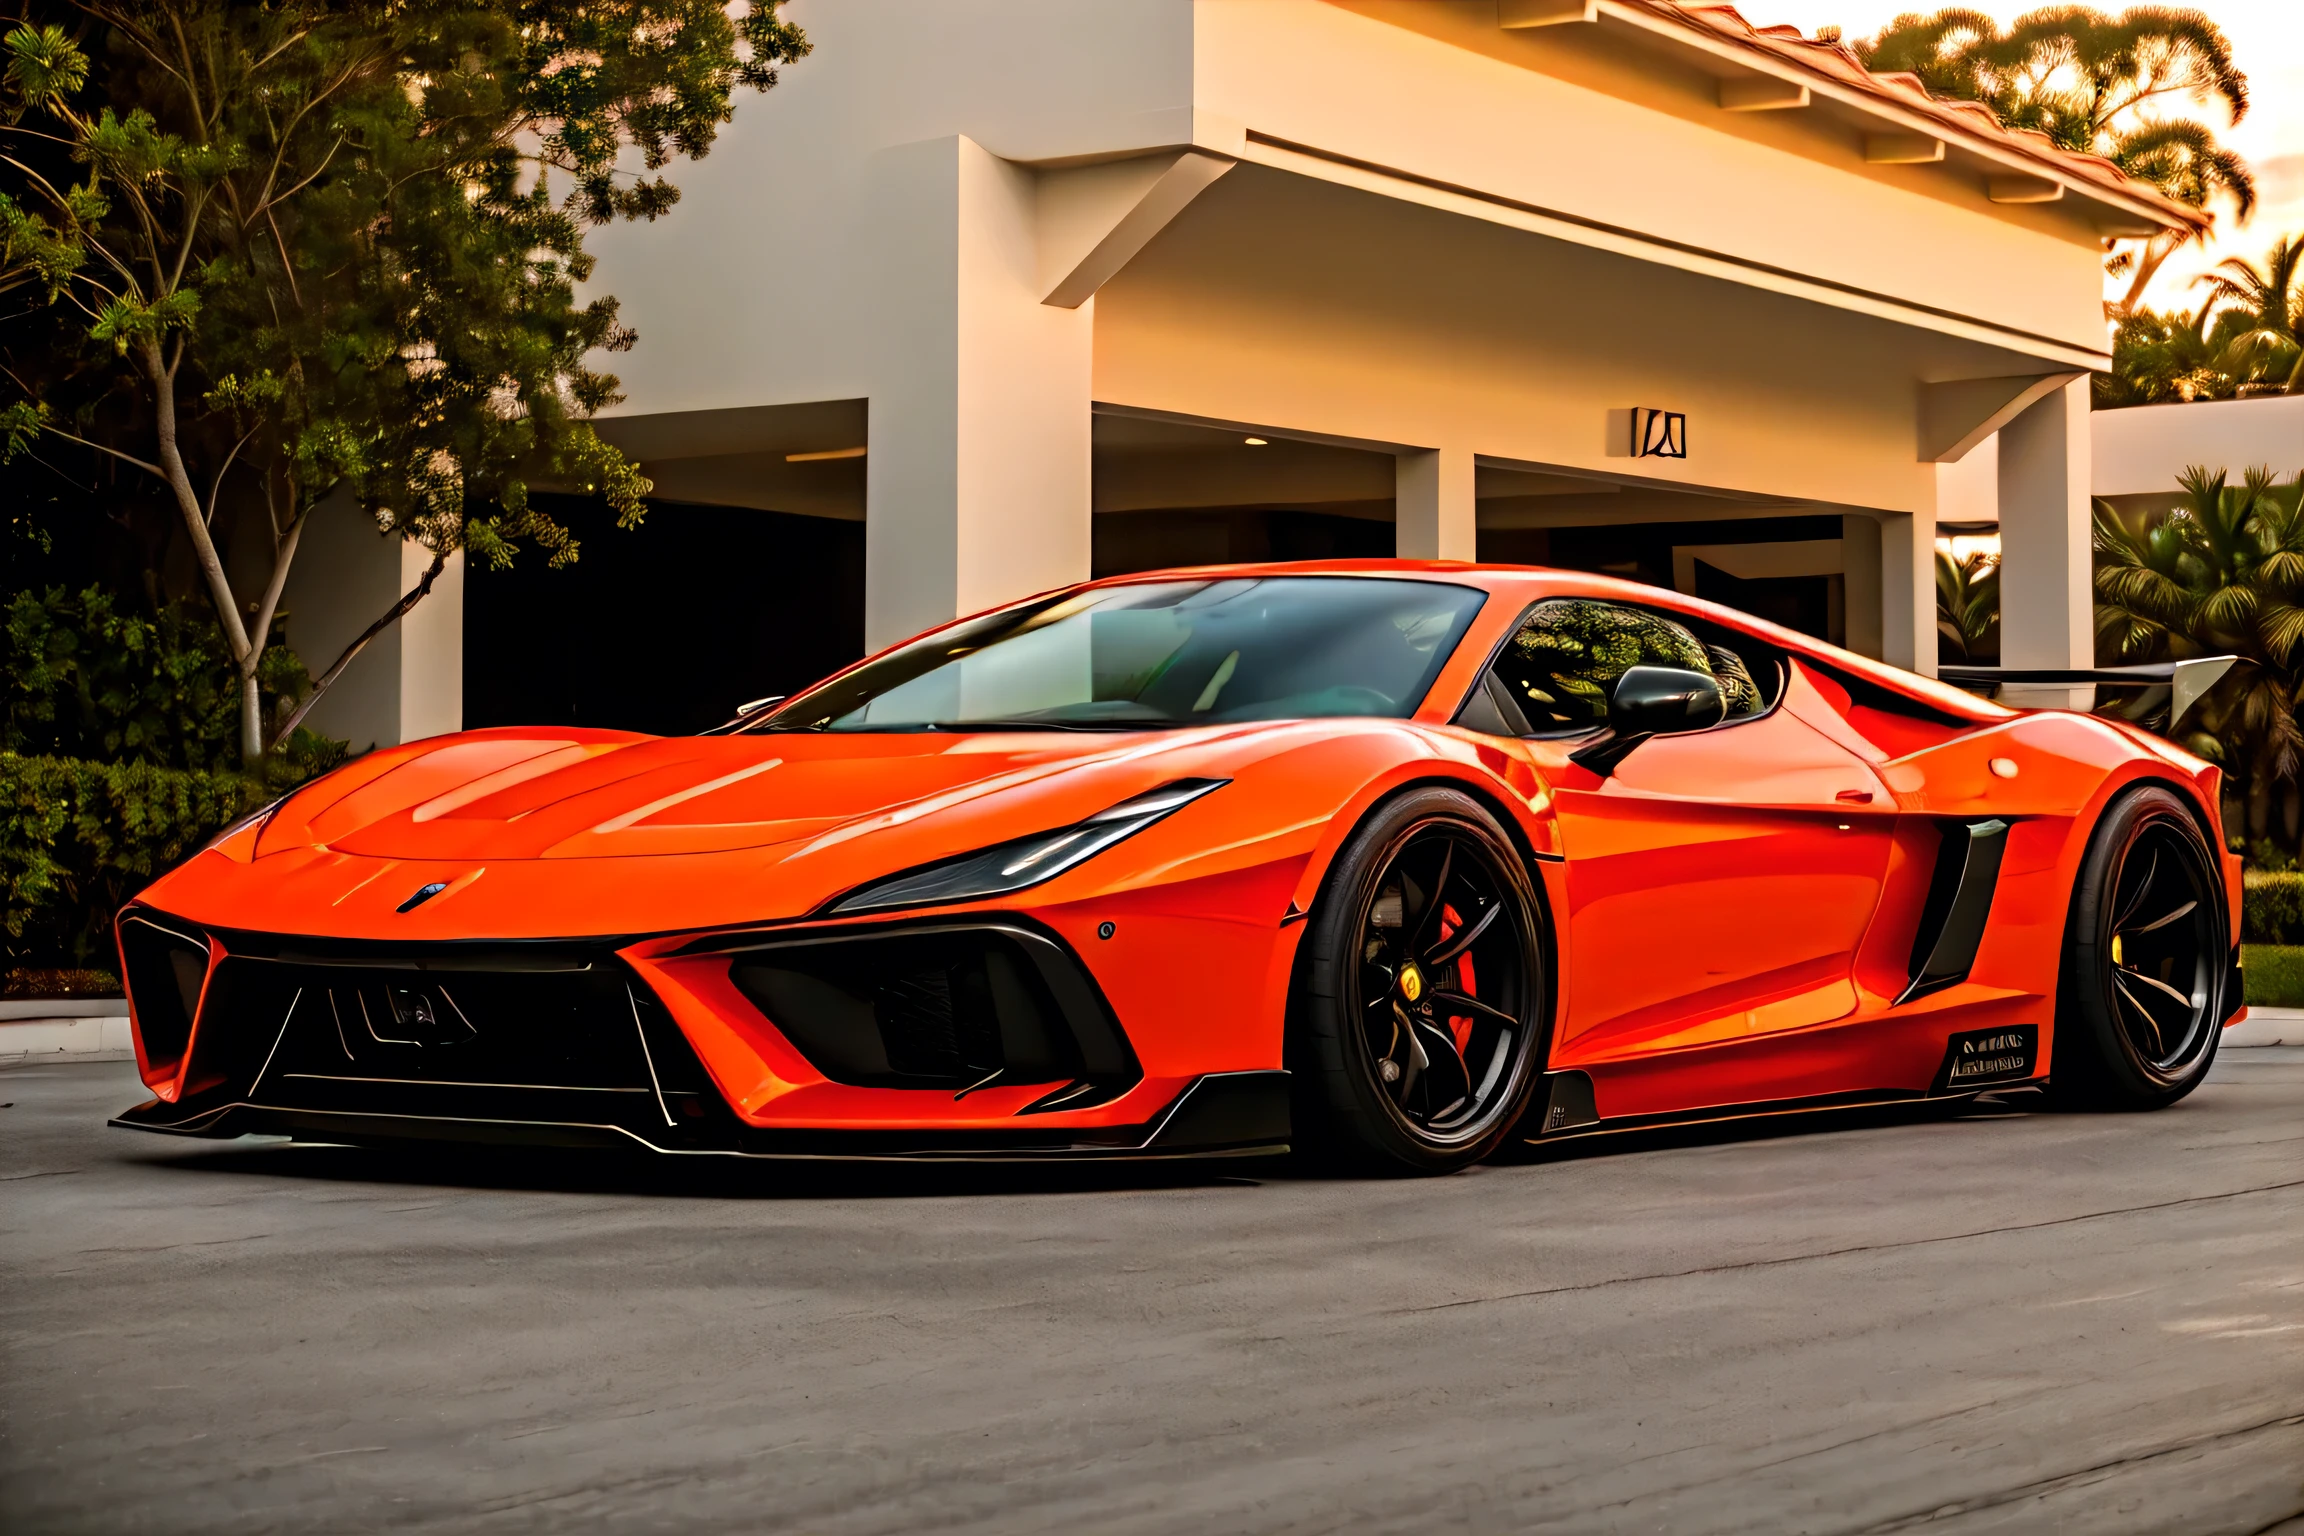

{"left": 1898, "top": 818, "right": 2009, "bottom": 1005}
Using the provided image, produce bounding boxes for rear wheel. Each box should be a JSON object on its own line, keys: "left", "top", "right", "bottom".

{"left": 2050, "top": 785, "right": 2226, "bottom": 1111}
{"left": 1291, "top": 788, "right": 1549, "bottom": 1174}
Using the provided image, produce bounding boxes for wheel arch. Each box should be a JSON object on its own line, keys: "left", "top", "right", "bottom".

{"left": 1280, "top": 770, "right": 1564, "bottom": 1066}
{"left": 1290, "top": 770, "right": 1559, "bottom": 933}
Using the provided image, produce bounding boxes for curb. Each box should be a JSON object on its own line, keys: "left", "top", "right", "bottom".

{"left": 0, "top": 1011, "right": 135, "bottom": 1066}
{"left": 2227, "top": 1007, "right": 2302, "bottom": 1049}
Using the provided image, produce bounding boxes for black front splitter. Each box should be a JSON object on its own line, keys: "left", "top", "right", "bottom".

{"left": 110, "top": 1068, "right": 1293, "bottom": 1163}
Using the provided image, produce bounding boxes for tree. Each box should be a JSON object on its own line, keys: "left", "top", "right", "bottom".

{"left": 2093, "top": 466, "right": 2304, "bottom": 846}
{"left": 2198, "top": 235, "right": 2303, "bottom": 397}
{"left": 1858, "top": 7, "right": 2253, "bottom": 313}
{"left": 2097, "top": 292, "right": 2242, "bottom": 406}
{"left": 0, "top": 2, "right": 809, "bottom": 764}
{"left": 2096, "top": 231, "right": 2304, "bottom": 407}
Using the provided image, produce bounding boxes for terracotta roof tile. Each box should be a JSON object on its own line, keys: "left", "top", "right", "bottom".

{"left": 1629, "top": 0, "right": 2211, "bottom": 231}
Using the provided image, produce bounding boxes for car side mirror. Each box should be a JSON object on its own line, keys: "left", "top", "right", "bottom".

{"left": 1568, "top": 665, "right": 1726, "bottom": 776}
{"left": 1611, "top": 666, "right": 1725, "bottom": 736}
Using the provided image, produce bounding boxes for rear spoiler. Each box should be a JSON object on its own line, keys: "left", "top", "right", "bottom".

{"left": 1939, "top": 657, "right": 2238, "bottom": 727}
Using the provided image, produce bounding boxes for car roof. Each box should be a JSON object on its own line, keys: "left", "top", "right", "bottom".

{"left": 1073, "top": 559, "right": 2014, "bottom": 725}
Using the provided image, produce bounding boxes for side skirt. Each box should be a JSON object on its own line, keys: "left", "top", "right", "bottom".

{"left": 1524, "top": 1068, "right": 2043, "bottom": 1144}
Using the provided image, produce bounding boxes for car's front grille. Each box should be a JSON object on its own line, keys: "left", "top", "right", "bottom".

{"left": 120, "top": 921, "right": 737, "bottom": 1147}
{"left": 261, "top": 962, "right": 654, "bottom": 1090}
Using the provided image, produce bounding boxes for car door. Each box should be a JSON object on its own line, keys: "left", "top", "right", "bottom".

{"left": 1472, "top": 598, "right": 1897, "bottom": 1072}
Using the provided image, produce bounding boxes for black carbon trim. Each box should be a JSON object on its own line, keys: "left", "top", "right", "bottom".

{"left": 1535, "top": 1069, "right": 1598, "bottom": 1134}
{"left": 109, "top": 1070, "right": 1292, "bottom": 1162}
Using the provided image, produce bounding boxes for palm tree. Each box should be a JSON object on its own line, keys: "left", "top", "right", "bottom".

{"left": 2093, "top": 466, "right": 2304, "bottom": 846}
{"left": 2197, "top": 236, "right": 2304, "bottom": 396}
{"left": 2097, "top": 292, "right": 2245, "bottom": 406}
{"left": 1936, "top": 549, "right": 2000, "bottom": 661}
{"left": 1859, "top": 7, "right": 2254, "bottom": 313}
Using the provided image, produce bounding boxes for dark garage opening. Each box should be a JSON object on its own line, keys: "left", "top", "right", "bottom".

{"left": 1093, "top": 507, "right": 1394, "bottom": 578}
{"left": 1481, "top": 514, "right": 1846, "bottom": 646}
{"left": 464, "top": 495, "right": 865, "bottom": 738}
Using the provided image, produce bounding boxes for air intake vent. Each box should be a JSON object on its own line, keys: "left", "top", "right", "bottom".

{"left": 118, "top": 914, "right": 209, "bottom": 1073}
{"left": 1900, "top": 818, "right": 2010, "bottom": 1005}
{"left": 725, "top": 923, "right": 1137, "bottom": 1102}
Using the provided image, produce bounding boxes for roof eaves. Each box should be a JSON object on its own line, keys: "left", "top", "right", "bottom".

{"left": 1612, "top": 0, "right": 2213, "bottom": 235}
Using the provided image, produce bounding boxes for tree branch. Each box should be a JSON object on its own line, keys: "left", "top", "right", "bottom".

{"left": 246, "top": 502, "right": 305, "bottom": 666}
{"left": 26, "top": 421, "right": 166, "bottom": 479}
{"left": 205, "top": 418, "right": 263, "bottom": 525}
{"left": 270, "top": 545, "right": 449, "bottom": 747}
{"left": 140, "top": 337, "right": 254, "bottom": 671}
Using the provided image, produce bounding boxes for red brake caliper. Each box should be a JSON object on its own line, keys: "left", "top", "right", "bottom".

{"left": 1441, "top": 904, "right": 1475, "bottom": 1052}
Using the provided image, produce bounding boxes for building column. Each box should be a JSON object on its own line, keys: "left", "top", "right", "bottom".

{"left": 281, "top": 493, "right": 463, "bottom": 750}
{"left": 1395, "top": 446, "right": 1477, "bottom": 561}
{"left": 1880, "top": 509, "right": 1936, "bottom": 677}
{"left": 863, "top": 135, "right": 1093, "bottom": 651}
{"left": 1996, "top": 377, "right": 2093, "bottom": 708}
{"left": 1841, "top": 514, "right": 1883, "bottom": 660}
{"left": 398, "top": 542, "right": 464, "bottom": 742}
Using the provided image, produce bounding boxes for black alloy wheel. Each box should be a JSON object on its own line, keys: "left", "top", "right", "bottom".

{"left": 1293, "top": 788, "right": 1548, "bottom": 1173}
{"left": 2052, "top": 785, "right": 2226, "bottom": 1110}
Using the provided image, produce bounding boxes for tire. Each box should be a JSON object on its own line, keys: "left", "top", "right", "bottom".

{"left": 2049, "top": 784, "right": 2227, "bottom": 1111}
{"left": 1290, "top": 787, "right": 1550, "bottom": 1174}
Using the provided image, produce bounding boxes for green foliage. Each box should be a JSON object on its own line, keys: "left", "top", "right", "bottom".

{"left": 1935, "top": 550, "right": 1999, "bottom": 661}
{"left": 2243, "top": 873, "right": 2304, "bottom": 944}
{"left": 0, "top": 754, "right": 256, "bottom": 968}
{"left": 1856, "top": 7, "right": 2250, "bottom": 310}
{"left": 0, "top": 2, "right": 808, "bottom": 761}
{"left": 2198, "top": 237, "right": 2304, "bottom": 397}
{"left": 5, "top": 585, "right": 344, "bottom": 782}
{"left": 2094, "top": 466, "right": 2304, "bottom": 845}
{"left": 2099, "top": 234, "right": 2304, "bottom": 407}
{"left": 2240, "top": 944, "right": 2304, "bottom": 1007}
{"left": 0, "top": 586, "right": 347, "bottom": 972}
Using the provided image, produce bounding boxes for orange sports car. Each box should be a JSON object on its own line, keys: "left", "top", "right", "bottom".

{"left": 112, "top": 563, "right": 2245, "bottom": 1174}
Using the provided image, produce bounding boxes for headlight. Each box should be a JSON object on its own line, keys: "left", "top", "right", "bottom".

{"left": 827, "top": 779, "right": 1227, "bottom": 916}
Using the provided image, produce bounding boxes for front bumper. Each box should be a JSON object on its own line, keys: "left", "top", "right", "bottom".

{"left": 109, "top": 910, "right": 1290, "bottom": 1161}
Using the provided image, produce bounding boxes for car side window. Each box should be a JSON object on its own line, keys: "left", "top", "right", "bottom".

{"left": 1476, "top": 598, "right": 1772, "bottom": 736}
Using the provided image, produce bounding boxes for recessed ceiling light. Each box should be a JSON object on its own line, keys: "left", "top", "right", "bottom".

{"left": 1243, "top": 436, "right": 1268, "bottom": 446}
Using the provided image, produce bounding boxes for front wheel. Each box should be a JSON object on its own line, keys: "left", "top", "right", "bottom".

{"left": 1291, "top": 788, "right": 1550, "bottom": 1174}
{"left": 2050, "top": 785, "right": 2227, "bottom": 1111}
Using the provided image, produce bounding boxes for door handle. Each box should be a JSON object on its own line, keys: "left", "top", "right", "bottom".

{"left": 1836, "top": 789, "right": 1875, "bottom": 804}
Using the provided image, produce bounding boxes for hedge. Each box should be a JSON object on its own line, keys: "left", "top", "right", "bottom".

{"left": 2243, "top": 872, "right": 2304, "bottom": 946}
{"left": 1, "top": 753, "right": 260, "bottom": 970}
{"left": 2242, "top": 945, "right": 2304, "bottom": 1009}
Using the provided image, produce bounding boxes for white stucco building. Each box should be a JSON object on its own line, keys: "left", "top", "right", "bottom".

{"left": 289, "top": 0, "right": 2224, "bottom": 746}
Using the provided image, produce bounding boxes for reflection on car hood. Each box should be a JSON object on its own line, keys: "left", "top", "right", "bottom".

{"left": 259, "top": 725, "right": 1249, "bottom": 863}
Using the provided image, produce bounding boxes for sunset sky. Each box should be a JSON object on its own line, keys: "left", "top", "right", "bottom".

{"left": 1735, "top": 1, "right": 2304, "bottom": 308}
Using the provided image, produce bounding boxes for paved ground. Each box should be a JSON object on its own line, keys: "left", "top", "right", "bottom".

{"left": 3, "top": 1053, "right": 2301, "bottom": 1536}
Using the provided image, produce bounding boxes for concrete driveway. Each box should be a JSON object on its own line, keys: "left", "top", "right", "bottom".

{"left": 4, "top": 1051, "right": 2300, "bottom": 1535}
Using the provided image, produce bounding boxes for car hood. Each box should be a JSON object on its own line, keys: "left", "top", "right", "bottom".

{"left": 154, "top": 717, "right": 1480, "bottom": 940}
{"left": 259, "top": 725, "right": 1263, "bottom": 864}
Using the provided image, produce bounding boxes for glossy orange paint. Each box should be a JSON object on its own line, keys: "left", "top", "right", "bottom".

{"left": 116, "top": 561, "right": 2237, "bottom": 1150}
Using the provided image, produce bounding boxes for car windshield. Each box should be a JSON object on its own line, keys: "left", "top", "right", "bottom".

{"left": 748, "top": 576, "right": 1488, "bottom": 733}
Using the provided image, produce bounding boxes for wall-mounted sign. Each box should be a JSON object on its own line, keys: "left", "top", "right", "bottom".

{"left": 1631, "top": 408, "right": 1686, "bottom": 459}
